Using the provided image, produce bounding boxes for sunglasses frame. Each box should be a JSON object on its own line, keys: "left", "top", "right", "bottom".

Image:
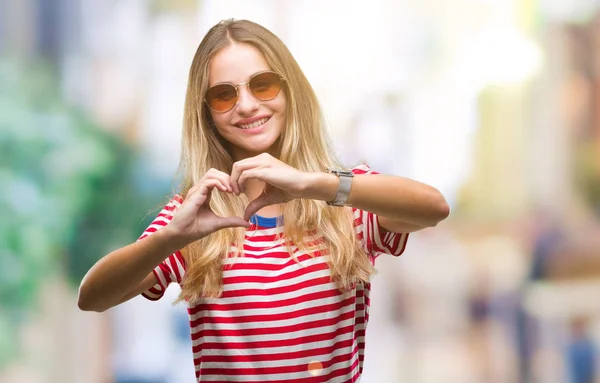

{"left": 204, "top": 70, "right": 286, "bottom": 113}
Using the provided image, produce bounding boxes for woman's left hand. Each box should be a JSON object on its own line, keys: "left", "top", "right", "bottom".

{"left": 230, "top": 153, "right": 310, "bottom": 220}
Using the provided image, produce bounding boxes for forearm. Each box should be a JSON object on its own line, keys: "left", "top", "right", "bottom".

{"left": 304, "top": 172, "right": 449, "bottom": 227}
{"left": 77, "top": 228, "right": 186, "bottom": 311}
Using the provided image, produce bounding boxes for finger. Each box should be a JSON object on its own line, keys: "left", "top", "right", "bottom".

{"left": 187, "top": 176, "right": 224, "bottom": 199}
{"left": 200, "top": 178, "right": 229, "bottom": 196}
{"left": 238, "top": 168, "right": 266, "bottom": 194}
{"left": 231, "top": 157, "right": 264, "bottom": 195}
{"left": 189, "top": 179, "right": 227, "bottom": 207}
{"left": 243, "top": 192, "right": 274, "bottom": 221}
{"left": 186, "top": 183, "right": 200, "bottom": 198}
{"left": 214, "top": 216, "right": 251, "bottom": 230}
{"left": 205, "top": 168, "right": 234, "bottom": 192}
{"left": 202, "top": 169, "right": 230, "bottom": 192}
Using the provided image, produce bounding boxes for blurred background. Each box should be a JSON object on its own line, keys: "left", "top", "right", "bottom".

{"left": 2, "top": 0, "right": 600, "bottom": 382}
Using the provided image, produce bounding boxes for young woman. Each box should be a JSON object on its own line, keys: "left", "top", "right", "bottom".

{"left": 78, "top": 18, "right": 449, "bottom": 382}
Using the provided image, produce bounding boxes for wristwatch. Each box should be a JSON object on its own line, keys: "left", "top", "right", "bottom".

{"left": 326, "top": 168, "right": 354, "bottom": 206}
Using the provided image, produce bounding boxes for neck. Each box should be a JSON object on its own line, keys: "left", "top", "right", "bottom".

{"left": 228, "top": 145, "right": 283, "bottom": 218}
{"left": 244, "top": 179, "right": 283, "bottom": 218}
{"left": 229, "top": 140, "right": 281, "bottom": 163}
{"left": 244, "top": 179, "right": 266, "bottom": 201}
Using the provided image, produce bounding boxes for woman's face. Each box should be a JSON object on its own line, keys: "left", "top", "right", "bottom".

{"left": 207, "top": 43, "right": 287, "bottom": 161}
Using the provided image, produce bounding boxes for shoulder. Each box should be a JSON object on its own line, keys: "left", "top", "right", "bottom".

{"left": 161, "top": 194, "right": 184, "bottom": 211}
{"left": 151, "top": 194, "right": 184, "bottom": 224}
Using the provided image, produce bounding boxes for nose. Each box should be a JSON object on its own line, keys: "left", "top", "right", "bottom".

{"left": 235, "top": 85, "right": 260, "bottom": 115}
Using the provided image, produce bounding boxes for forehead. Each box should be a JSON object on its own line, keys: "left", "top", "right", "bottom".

{"left": 208, "top": 43, "right": 271, "bottom": 86}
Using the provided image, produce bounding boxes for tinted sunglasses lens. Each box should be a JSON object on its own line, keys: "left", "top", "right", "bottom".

{"left": 249, "top": 72, "right": 282, "bottom": 100}
{"left": 206, "top": 84, "right": 237, "bottom": 112}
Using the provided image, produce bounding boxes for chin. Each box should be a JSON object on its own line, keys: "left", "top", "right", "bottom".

{"left": 234, "top": 137, "right": 281, "bottom": 158}
{"left": 245, "top": 143, "right": 278, "bottom": 155}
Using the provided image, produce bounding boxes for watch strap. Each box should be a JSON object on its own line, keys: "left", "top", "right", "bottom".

{"left": 326, "top": 168, "right": 354, "bottom": 206}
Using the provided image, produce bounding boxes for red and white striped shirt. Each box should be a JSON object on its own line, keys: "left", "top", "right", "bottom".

{"left": 139, "top": 165, "right": 409, "bottom": 382}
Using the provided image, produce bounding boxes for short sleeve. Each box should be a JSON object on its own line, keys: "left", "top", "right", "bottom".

{"left": 137, "top": 195, "right": 187, "bottom": 301}
{"left": 351, "top": 164, "right": 410, "bottom": 262}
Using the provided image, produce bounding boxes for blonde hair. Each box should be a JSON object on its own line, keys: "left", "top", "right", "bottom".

{"left": 176, "top": 19, "right": 372, "bottom": 301}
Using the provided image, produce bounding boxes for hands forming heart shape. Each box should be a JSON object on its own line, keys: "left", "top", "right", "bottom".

{"left": 166, "top": 153, "right": 309, "bottom": 245}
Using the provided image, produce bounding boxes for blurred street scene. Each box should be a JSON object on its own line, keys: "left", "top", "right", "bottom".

{"left": 2, "top": 0, "right": 600, "bottom": 382}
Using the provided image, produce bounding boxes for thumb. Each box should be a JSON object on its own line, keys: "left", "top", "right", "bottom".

{"left": 243, "top": 193, "right": 274, "bottom": 222}
{"left": 214, "top": 216, "right": 251, "bottom": 230}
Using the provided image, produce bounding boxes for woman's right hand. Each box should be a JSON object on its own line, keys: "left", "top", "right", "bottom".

{"left": 164, "top": 169, "right": 250, "bottom": 246}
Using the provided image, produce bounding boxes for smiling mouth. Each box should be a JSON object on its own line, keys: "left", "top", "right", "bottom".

{"left": 237, "top": 117, "right": 270, "bottom": 130}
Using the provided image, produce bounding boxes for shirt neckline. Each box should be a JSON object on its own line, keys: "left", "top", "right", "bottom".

{"left": 249, "top": 214, "right": 282, "bottom": 228}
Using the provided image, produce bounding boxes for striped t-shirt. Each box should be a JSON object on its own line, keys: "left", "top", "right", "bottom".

{"left": 139, "top": 165, "right": 409, "bottom": 382}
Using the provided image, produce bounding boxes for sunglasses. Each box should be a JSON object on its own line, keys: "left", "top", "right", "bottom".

{"left": 204, "top": 71, "right": 285, "bottom": 113}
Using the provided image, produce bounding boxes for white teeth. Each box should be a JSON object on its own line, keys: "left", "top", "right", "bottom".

{"left": 239, "top": 117, "right": 268, "bottom": 130}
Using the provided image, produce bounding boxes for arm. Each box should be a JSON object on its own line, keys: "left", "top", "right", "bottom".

{"left": 77, "top": 228, "right": 185, "bottom": 312}
{"left": 304, "top": 172, "right": 450, "bottom": 232}
{"left": 78, "top": 169, "right": 250, "bottom": 313}
{"left": 231, "top": 154, "right": 449, "bottom": 232}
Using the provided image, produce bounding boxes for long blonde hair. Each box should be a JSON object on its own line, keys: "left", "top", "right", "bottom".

{"left": 177, "top": 19, "right": 372, "bottom": 301}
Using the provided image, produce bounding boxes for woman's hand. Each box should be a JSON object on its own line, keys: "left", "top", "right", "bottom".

{"left": 165, "top": 168, "right": 250, "bottom": 246}
{"left": 229, "top": 153, "right": 312, "bottom": 220}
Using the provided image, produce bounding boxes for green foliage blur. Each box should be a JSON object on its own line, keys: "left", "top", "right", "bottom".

{"left": 0, "top": 59, "right": 164, "bottom": 367}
